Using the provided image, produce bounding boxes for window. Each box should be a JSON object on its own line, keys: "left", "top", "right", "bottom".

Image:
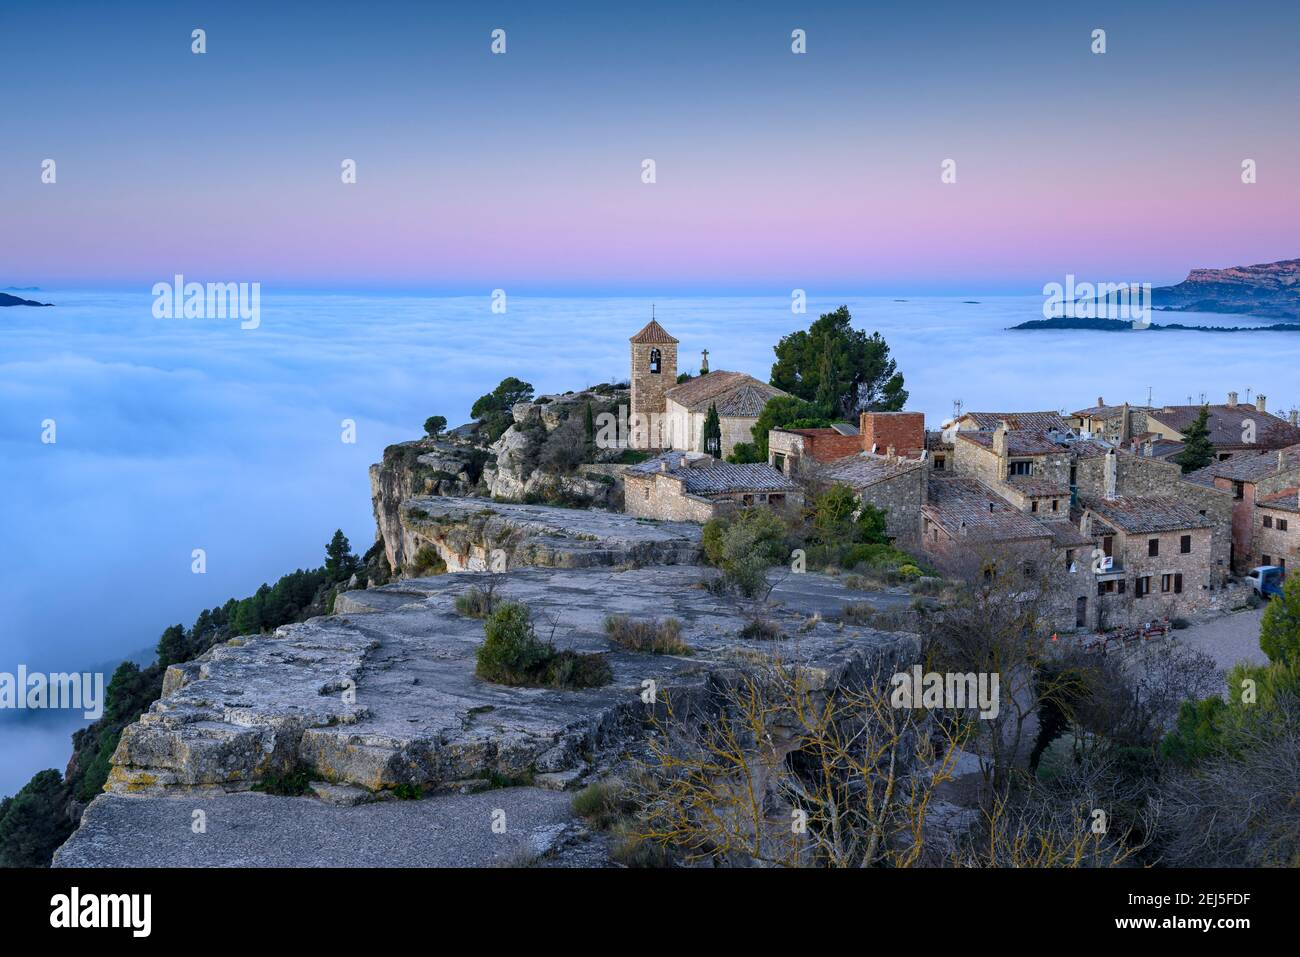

{"left": 1280, "top": 519, "right": 1290, "bottom": 532}
{"left": 1009, "top": 460, "right": 1032, "bottom": 477}
{"left": 1234, "top": 481, "right": 1244, "bottom": 500}
{"left": 1031, "top": 501, "right": 1038, "bottom": 512}
{"left": 934, "top": 455, "right": 945, "bottom": 471}
{"left": 1180, "top": 534, "right": 1192, "bottom": 553}
{"left": 1161, "top": 573, "right": 1173, "bottom": 593}
{"left": 1065, "top": 549, "right": 1075, "bottom": 568}
{"left": 1262, "top": 554, "right": 1272, "bottom": 566}
{"left": 1148, "top": 538, "right": 1159, "bottom": 557}
{"left": 1051, "top": 499, "right": 1059, "bottom": 512}
{"left": 1281, "top": 559, "right": 1287, "bottom": 571}
{"left": 1264, "top": 515, "right": 1273, "bottom": 528}
{"left": 1174, "top": 573, "right": 1183, "bottom": 593}
{"left": 1135, "top": 576, "right": 1150, "bottom": 597}
{"left": 772, "top": 453, "right": 786, "bottom": 473}
{"left": 1102, "top": 535, "right": 1114, "bottom": 557}
{"left": 649, "top": 348, "right": 661, "bottom": 374}
{"left": 1118, "top": 579, "right": 1126, "bottom": 594}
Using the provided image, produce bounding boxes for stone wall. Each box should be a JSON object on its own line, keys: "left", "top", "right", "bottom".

{"left": 631, "top": 340, "right": 676, "bottom": 448}
{"left": 624, "top": 472, "right": 718, "bottom": 522}
{"left": 1253, "top": 505, "right": 1300, "bottom": 570}
{"left": 1096, "top": 525, "right": 1215, "bottom": 626}
{"left": 856, "top": 467, "right": 927, "bottom": 545}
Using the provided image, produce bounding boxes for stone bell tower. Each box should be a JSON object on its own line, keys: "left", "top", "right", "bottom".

{"left": 629, "top": 311, "right": 678, "bottom": 449}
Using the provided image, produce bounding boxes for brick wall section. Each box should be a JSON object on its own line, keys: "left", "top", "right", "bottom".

{"left": 860, "top": 412, "right": 925, "bottom": 455}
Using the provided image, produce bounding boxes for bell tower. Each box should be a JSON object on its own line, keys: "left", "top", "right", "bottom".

{"left": 629, "top": 310, "right": 678, "bottom": 449}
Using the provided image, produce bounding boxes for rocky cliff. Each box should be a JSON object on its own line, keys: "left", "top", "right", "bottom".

{"left": 55, "top": 562, "right": 918, "bottom": 867}
{"left": 1153, "top": 257, "right": 1300, "bottom": 319}
{"left": 370, "top": 385, "right": 635, "bottom": 572}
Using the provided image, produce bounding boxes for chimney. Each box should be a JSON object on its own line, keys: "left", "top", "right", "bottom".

{"left": 886, "top": 444, "right": 897, "bottom": 462}
{"left": 1257, "top": 394, "right": 1267, "bottom": 413}
{"left": 1080, "top": 510, "right": 1092, "bottom": 538}
{"left": 1227, "top": 391, "right": 1238, "bottom": 408}
{"left": 1120, "top": 401, "right": 1131, "bottom": 442}
{"left": 993, "top": 421, "right": 1009, "bottom": 464}
{"left": 1278, "top": 450, "right": 1286, "bottom": 471}
{"left": 1291, "top": 409, "right": 1299, "bottom": 427}
{"left": 1097, "top": 396, "right": 1105, "bottom": 408}
{"left": 1104, "top": 449, "right": 1118, "bottom": 500}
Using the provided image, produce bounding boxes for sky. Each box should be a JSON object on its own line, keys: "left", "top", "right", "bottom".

{"left": 3, "top": 0, "right": 1299, "bottom": 293}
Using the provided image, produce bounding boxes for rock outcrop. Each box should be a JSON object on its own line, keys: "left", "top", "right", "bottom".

{"left": 57, "top": 562, "right": 918, "bottom": 866}
{"left": 1153, "top": 257, "right": 1300, "bottom": 319}
{"left": 392, "top": 497, "right": 702, "bottom": 572}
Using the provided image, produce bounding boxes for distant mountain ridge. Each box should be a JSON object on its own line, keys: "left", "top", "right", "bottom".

{"left": 0, "top": 292, "right": 53, "bottom": 307}
{"left": 1152, "top": 257, "right": 1300, "bottom": 320}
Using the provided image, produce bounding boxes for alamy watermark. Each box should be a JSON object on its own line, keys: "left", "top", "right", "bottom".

{"left": 1, "top": 666, "right": 104, "bottom": 719}
{"left": 890, "top": 666, "right": 1000, "bottom": 719}
{"left": 1042, "top": 274, "right": 1151, "bottom": 327}
{"left": 152, "top": 274, "right": 261, "bottom": 329}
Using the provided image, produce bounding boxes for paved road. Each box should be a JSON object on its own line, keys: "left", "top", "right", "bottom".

{"left": 1175, "top": 607, "right": 1267, "bottom": 673}
{"left": 55, "top": 787, "right": 579, "bottom": 868}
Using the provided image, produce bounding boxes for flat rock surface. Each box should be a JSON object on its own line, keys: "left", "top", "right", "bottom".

{"left": 54, "top": 787, "right": 577, "bottom": 868}
{"left": 61, "top": 564, "right": 915, "bottom": 866}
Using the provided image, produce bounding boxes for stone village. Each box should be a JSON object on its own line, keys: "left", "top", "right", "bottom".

{"left": 612, "top": 316, "right": 1300, "bottom": 637}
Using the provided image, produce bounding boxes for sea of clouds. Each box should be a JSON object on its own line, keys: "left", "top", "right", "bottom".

{"left": 1, "top": 289, "right": 1294, "bottom": 795}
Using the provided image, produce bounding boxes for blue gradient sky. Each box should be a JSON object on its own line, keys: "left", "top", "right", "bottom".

{"left": 4, "top": 0, "right": 1298, "bottom": 292}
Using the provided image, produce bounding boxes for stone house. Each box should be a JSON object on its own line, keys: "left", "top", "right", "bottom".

{"left": 1074, "top": 446, "right": 1233, "bottom": 584}
{"left": 941, "top": 409, "right": 1071, "bottom": 444}
{"left": 951, "top": 425, "right": 1073, "bottom": 517}
{"left": 919, "top": 477, "right": 1095, "bottom": 632}
{"left": 661, "top": 371, "right": 788, "bottom": 459}
{"left": 1185, "top": 444, "right": 1300, "bottom": 573}
{"left": 1078, "top": 495, "right": 1215, "bottom": 627}
{"left": 1069, "top": 399, "right": 1152, "bottom": 443}
{"left": 816, "top": 451, "right": 929, "bottom": 546}
{"left": 1253, "top": 488, "right": 1300, "bottom": 573}
{"left": 623, "top": 451, "right": 801, "bottom": 522}
{"left": 1145, "top": 394, "right": 1300, "bottom": 458}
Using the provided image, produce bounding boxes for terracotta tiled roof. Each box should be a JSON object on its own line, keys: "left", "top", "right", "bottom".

{"left": 664, "top": 370, "right": 787, "bottom": 414}
{"left": 1007, "top": 476, "right": 1069, "bottom": 497}
{"left": 1147, "top": 405, "right": 1300, "bottom": 448}
{"left": 1257, "top": 488, "right": 1300, "bottom": 514}
{"left": 960, "top": 411, "right": 1071, "bottom": 431}
{"left": 923, "top": 478, "right": 1054, "bottom": 543}
{"left": 626, "top": 453, "right": 795, "bottom": 495}
{"left": 957, "top": 429, "right": 1065, "bottom": 457}
{"left": 1081, "top": 495, "right": 1214, "bottom": 534}
{"left": 1184, "top": 444, "right": 1300, "bottom": 486}
{"left": 629, "top": 319, "right": 679, "bottom": 344}
{"left": 818, "top": 452, "right": 925, "bottom": 488}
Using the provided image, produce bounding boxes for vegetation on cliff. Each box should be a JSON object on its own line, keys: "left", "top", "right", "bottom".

{"left": 0, "top": 531, "right": 366, "bottom": 867}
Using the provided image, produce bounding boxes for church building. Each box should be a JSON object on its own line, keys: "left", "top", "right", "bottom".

{"left": 628, "top": 316, "right": 788, "bottom": 457}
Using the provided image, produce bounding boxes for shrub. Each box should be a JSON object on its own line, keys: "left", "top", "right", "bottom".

{"left": 409, "top": 544, "right": 446, "bottom": 576}
{"left": 701, "top": 508, "right": 789, "bottom": 597}
{"left": 841, "top": 602, "right": 875, "bottom": 625}
{"left": 476, "top": 603, "right": 554, "bottom": 684}
{"left": 475, "top": 602, "right": 611, "bottom": 689}
{"left": 455, "top": 585, "right": 497, "bottom": 618}
{"left": 604, "top": 615, "right": 691, "bottom": 655}
{"left": 738, "top": 619, "right": 784, "bottom": 641}
{"left": 251, "top": 765, "right": 315, "bottom": 796}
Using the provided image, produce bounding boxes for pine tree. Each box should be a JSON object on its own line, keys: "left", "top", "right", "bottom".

{"left": 702, "top": 403, "right": 722, "bottom": 457}
{"left": 156, "top": 624, "right": 188, "bottom": 667}
{"left": 325, "top": 529, "right": 356, "bottom": 580}
{"left": 583, "top": 401, "right": 596, "bottom": 455}
{"left": 1175, "top": 405, "right": 1215, "bottom": 473}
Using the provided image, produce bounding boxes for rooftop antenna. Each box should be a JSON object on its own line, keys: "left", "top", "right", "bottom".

{"left": 952, "top": 398, "right": 964, "bottom": 420}
{"left": 1245, "top": 387, "right": 1253, "bottom": 404}
{"left": 1146, "top": 385, "right": 1153, "bottom": 407}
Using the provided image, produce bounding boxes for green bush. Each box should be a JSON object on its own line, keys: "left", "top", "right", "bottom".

{"left": 475, "top": 602, "right": 611, "bottom": 689}
{"left": 701, "top": 508, "right": 790, "bottom": 597}
{"left": 409, "top": 544, "right": 447, "bottom": 576}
